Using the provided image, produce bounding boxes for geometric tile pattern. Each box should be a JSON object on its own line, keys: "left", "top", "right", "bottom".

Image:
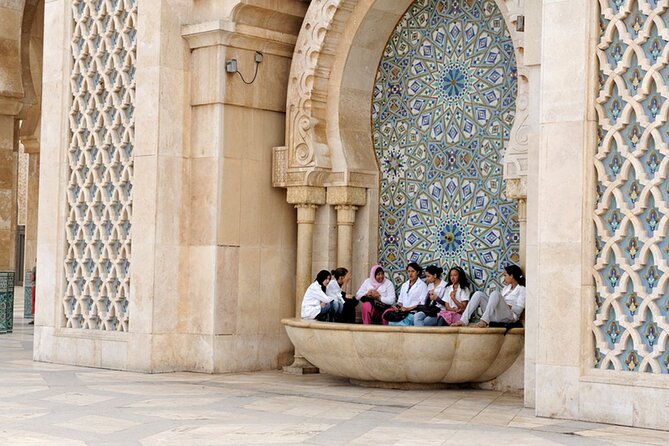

{"left": 0, "top": 272, "right": 15, "bottom": 334}
{"left": 23, "top": 271, "right": 33, "bottom": 319}
{"left": 372, "top": 0, "right": 519, "bottom": 288}
{"left": 593, "top": 0, "right": 669, "bottom": 373}
{"left": 64, "top": 0, "right": 137, "bottom": 331}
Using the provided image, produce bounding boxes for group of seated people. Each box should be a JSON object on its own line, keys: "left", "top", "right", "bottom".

{"left": 300, "top": 262, "right": 526, "bottom": 328}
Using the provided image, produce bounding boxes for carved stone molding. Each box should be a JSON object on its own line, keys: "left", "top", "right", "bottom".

{"left": 182, "top": 20, "right": 297, "bottom": 57}
{"left": 286, "top": 185, "right": 326, "bottom": 206}
{"left": 326, "top": 186, "right": 366, "bottom": 207}
{"left": 501, "top": 0, "right": 532, "bottom": 183}
{"left": 286, "top": 0, "right": 343, "bottom": 170}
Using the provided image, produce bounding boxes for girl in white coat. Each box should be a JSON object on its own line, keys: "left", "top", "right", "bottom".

{"left": 383, "top": 262, "right": 428, "bottom": 326}
{"left": 301, "top": 270, "right": 335, "bottom": 321}
{"left": 413, "top": 265, "right": 447, "bottom": 326}
{"left": 437, "top": 266, "right": 472, "bottom": 325}
{"left": 326, "top": 267, "right": 353, "bottom": 322}
{"left": 453, "top": 264, "right": 526, "bottom": 327}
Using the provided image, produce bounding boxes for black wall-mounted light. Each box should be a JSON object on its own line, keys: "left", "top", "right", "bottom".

{"left": 226, "top": 51, "right": 263, "bottom": 84}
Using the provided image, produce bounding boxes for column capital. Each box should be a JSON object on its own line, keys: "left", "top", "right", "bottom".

{"left": 334, "top": 205, "right": 357, "bottom": 226}
{"left": 286, "top": 185, "right": 326, "bottom": 206}
{"left": 326, "top": 186, "right": 366, "bottom": 207}
{"left": 506, "top": 177, "right": 527, "bottom": 200}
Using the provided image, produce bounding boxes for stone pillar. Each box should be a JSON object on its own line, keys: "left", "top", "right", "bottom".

{"left": 334, "top": 206, "right": 356, "bottom": 268}
{"left": 506, "top": 178, "right": 527, "bottom": 270}
{"left": 284, "top": 185, "right": 325, "bottom": 374}
{"left": 0, "top": 104, "right": 20, "bottom": 272}
{"left": 326, "top": 186, "right": 367, "bottom": 271}
{"left": 294, "top": 204, "right": 319, "bottom": 317}
{"left": 22, "top": 142, "right": 39, "bottom": 273}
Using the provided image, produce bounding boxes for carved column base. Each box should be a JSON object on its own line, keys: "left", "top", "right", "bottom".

{"left": 283, "top": 355, "right": 319, "bottom": 375}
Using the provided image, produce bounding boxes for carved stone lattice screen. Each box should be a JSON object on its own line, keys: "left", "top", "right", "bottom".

{"left": 594, "top": 0, "right": 669, "bottom": 372}
{"left": 64, "top": 0, "right": 137, "bottom": 331}
{"left": 372, "top": 0, "right": 519, "bottom": 288}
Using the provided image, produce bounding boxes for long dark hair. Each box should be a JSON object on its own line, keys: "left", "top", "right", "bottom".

{"left": 446, "top": 266, "right": 471, "bottom": 291}
{"left": 331, "top": 267, "right": 348, "bottom": 280}
{"left": 425, "top": 265, "right": 443, "bottom": 279}
{"left": 407, "top": 262, "right": 423, "bottom": 276}
{"left": 505, "top": 264, "right": 525, "bottom": 286}
{"left": 315, "top": 270, "right": 331, "bottom": 293}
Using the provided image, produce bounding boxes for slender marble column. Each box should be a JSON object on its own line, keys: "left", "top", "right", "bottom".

{"left": 517, "top": 198, "right": 527, "bottom": 270}
{"left": 23, "top": 147, "right": 39, "bottom": 274}
{"left": 294, "top": 203, "right": 317, "bottom": 317}
{"left": 335, "top": 205, "right": 357, "bottom": 270}
{"left": 0, "top": 114, "right": 19, "bottom": 271}
{"left": 283, "top": 186, "right": 325, "bottom": 374}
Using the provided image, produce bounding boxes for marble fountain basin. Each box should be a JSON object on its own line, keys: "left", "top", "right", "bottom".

{"left": 282, "top": 318, "right": 524, "bottom": 385}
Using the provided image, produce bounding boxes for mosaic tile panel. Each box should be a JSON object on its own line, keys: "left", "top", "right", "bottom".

{"left": 594, "top": 0, "right": 669, "bottom": 373}
{"left": 64, "top": 0, "right": 137, "bottom": 331}
{"left": 371, "top": 0, "right": 519, "bottom": 288}
{"left": 0, "top": 272, "right": 15, "bottom": 334}
{"left": 24, "top": 271, "right": 33, "bottom": 319}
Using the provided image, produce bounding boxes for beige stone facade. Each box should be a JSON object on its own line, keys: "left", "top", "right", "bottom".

{"left": 0, "top": 0, "right": 667, "bottom": 432}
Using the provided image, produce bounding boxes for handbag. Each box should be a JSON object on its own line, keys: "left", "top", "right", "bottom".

{"left": 414, "top": 304, "right": 439, "bottom": 317}
{"left": 383, "top": 310, "right": 410, "bottom": 322}
{"left": 360, "top": 295, "right": 391, "bottom": 311}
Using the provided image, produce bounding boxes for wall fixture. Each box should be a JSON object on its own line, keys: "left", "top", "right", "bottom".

{"left": 226, "top": 51, "right": 263, "bottom": 84}
{"left": 516, "top": 15, "right": 525, "bottom": 32}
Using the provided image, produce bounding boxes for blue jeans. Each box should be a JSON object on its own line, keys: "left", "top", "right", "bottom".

{"left": 331, "top": 299, "right": 344, "bottom": 315}
{"left": 413, "top": 312, "right": 445, "bottom": 326}
{"left": 316, "top": 302, "right": 335, "bottom": 321}
{"left": 389, "top": 313, "right": 414, "bottom": 326}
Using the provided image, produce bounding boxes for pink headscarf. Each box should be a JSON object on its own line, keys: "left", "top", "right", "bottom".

{"left": 369, "top": 264, "right": 384, "bottom": 290}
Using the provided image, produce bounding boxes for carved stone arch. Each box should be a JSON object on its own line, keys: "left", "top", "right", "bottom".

{"left": 0, "top": 0, "right": 26, "bottom": 105}
{"left": 18, "top": 0, "right": 44, "bottom": 150}
{"left": 275, "top": 0, "right": 533, "bottom": 193}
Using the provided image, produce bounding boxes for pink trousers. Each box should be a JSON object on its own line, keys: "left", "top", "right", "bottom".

{"left": 438, "top": 310, "right": 462, "bottom": 325}
{"left": 361, "top": 301, "right": 388, "bottom": 325}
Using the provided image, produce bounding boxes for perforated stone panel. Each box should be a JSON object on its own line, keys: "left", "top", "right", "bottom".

{"left": 64, "top": 0, "right": 137, "bottom": 331}
{"left": 594, "top": 0, "right": 669, "bottom": 372}
{"left": 372, "top": 0, "right": 519, "bottom": 289}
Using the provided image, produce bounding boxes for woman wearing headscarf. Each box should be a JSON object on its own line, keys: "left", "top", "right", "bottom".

{"left": 301, "top": 270, "right": 336, "bottom": 321}
{"left": 355, "top": 265, "right": 396, "bottom": 324}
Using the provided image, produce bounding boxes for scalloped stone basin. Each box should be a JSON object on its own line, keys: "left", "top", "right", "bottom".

{"left": 282, "top": 318, "right": 524, "bottom": 385}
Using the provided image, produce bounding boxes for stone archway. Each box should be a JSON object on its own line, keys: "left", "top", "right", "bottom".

{"left": 0, "top": 0, "right": 43, "bottom": 283}
{"left": 275, "top": 0, "right": 535, "bottom": 392}
{"left": 274, "top": 0, "right": 530, "bottom": 295}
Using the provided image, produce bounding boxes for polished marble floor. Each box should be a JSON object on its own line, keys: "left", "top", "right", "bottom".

{"left": 1, "top": 288, "right": 668, "bottom": 445}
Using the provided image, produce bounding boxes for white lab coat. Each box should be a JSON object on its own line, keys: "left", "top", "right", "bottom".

{"left": 301, "top": 281, "right": 333, "bottom": 319}
{"left": 397, "top": 279, "right": 428, "bottom": 308}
